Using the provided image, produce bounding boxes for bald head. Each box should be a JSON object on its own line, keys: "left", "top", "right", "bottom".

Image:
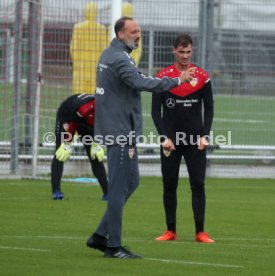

{"left": 114, "top": 16, "right": 141, "bottom": 50}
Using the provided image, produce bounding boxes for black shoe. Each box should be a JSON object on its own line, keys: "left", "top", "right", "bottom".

{"left": 86, "top": 233, "right": 107, "bottom": 252}
{"left": 104, "top": 246, "right": 143, "bottom": 259}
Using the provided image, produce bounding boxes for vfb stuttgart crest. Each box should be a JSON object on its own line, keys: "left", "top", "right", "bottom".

{"left": 129, "top": 147, "right": 135, "bottom": 159}
{"left": 63, "top": 123, "right": 69, "bottom": 131}
{"left": 190, "top": 78, "right": 198, "bottom": 87}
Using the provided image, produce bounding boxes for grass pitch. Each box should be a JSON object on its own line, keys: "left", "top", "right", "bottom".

{"left": 0, "top": 177, "right": 275, "bottom": 275}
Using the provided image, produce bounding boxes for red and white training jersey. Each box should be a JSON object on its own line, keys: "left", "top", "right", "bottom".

{"left": 157, "top": 63, "right": 210, "bottom": 97}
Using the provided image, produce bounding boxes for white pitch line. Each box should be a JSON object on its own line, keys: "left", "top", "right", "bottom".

{"left": 143, "top": 113, "right": 269, "bottom": 124}
{"left": 1, "top": 235, "right": 275, "bottom": 243}
{"left": 125, "top": 237, "right": 275, "bottom": 243}
{"left": 213, "top": 118, "right": 266, "bottom": 124}
{"left": 0, "top": 246, "right": 50, "bottom": 252}
{"left": 0, "top": 235, "right": 83, "bottom": 240}
{"left": 126, "top": 239, "right": 275, "bottom": 249}
{"left": 0, "top": 197, "right": 46, "bottom": 200}
{"left": 214, "top": 237, "right": 275, "bottom": 241}
{"left": 145, "top": 257, "right": 243, "bottom": 268}
{"left": 143, "top": 112, "right": 275, "bottom": 126}
{"left": 220, "top": 243, "right": 275, "bottom": 249}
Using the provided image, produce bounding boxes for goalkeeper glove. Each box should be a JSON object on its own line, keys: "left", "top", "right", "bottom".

{"left": 90, "top": 143, "right": 105, "bottom": 162}
{"left": 55, "top": 143, "right": 72, "bottom": 162}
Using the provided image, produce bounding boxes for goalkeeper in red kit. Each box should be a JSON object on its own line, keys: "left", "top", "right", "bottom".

{"left": 51, "top": 93, "right": 108, "bottom": 200}
{"left": 151, "top": 33, "right": 214, "bottom": 243}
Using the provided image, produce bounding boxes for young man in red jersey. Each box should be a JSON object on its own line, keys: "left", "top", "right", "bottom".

{"left": 151, "top": 33, "right": 214, "bottom": 243}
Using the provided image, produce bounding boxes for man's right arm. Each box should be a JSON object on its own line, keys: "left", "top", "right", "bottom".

{"left": 151, "top": 93, "right": 175, "bottom": 152}
{"left": 151, "top": 93, "right": 167, "bottom": 137}
{"left": 116, "top": 57, "right": 194, "bottom": 93}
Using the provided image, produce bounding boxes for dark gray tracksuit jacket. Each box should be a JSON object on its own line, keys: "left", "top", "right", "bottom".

{"left": 94, "top": 38, "right": 180, "bottom": 145}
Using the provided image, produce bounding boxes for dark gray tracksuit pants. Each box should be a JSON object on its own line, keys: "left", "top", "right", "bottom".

{"left": 95, "top": 144, "right": 139, "bottom": 247}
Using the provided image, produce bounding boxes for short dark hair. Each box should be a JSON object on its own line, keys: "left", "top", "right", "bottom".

{"left": 114, "top": 16, "right": 134, "bottom": 37}
{"left": 174, "top": 33, "right": 193, "bottom": 48}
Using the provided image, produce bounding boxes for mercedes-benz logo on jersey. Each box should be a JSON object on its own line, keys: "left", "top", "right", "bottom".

{"left": 166, "top": 98, "right": 175, "bottom": 108}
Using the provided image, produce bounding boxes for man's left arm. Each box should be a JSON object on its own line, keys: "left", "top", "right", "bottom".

{"left": 202, "top": 80, "right": 214, "bottom": 137}
{"left": 198, "top": 80, "right": 214, "bottom": 150}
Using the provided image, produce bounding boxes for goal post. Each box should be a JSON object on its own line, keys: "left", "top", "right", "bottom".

{"left": 32, "top": 0, "right": 44, "bottom": 176}
{"left": 10, "top": 0, "right": 23, "bottom": 175}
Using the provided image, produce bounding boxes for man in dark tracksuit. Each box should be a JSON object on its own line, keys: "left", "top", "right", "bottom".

{"left": 86, "top": 17, "right": 195, "bottom": 258}
{"left": 152, "top": 33, "right": 214, "bottom": 243}
{"left": 51, "top": 93, "right": 108, "bottom": 200}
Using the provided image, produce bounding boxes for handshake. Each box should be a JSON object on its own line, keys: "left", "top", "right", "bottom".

{"left": 55, "top": 142, "right": 105, "bottom": 162}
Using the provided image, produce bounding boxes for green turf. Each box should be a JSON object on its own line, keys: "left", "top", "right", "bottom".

{"left": 0, "top": 177, "right": 274, "bottom": 275}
